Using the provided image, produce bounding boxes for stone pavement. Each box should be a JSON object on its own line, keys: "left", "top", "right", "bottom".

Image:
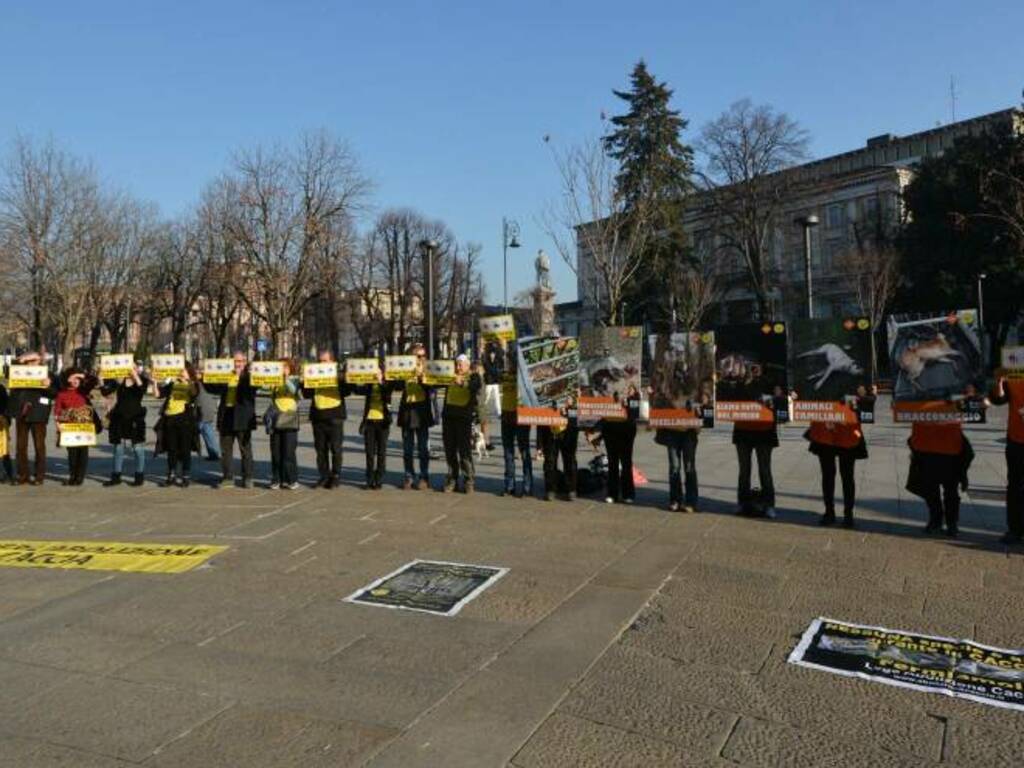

{"left": 0, "top": 398, "right": 1021, "bottom": 766}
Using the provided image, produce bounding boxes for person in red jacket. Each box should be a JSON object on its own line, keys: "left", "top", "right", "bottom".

{"left": 991, "top": 375, "right": 1024, "bottom": 545}
{"left": 54, "top": 367, "right": 99, "bottom": 486}
{"left": 907, "top": 419, "right": 969, "bottom": 537}
{"left": 805, "top": 419, "right": 867, "bottom": 528}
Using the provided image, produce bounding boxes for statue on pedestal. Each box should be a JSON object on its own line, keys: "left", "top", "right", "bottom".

{"left": 532, "top": 249, "right": 556, "bottom": 335}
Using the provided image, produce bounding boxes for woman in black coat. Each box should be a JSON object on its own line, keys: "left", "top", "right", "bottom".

{"left": 101, "top": 361, "right": 149, "bottom": 486}
{"left": 155, "top": 363, "right": 199, "bottom": 487}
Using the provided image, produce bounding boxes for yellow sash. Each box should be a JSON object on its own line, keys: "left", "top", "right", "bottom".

{"left": 273, "top": 386, "right": 298, "bottom": 413}
{"left": 165, "top": 382, "right": 191, "bottom": 417}
{"left": 225, "top": 384, "right": 237, "bottom": 408}
{"left": 501, "top": 379, "right": 517, "bottom": 413}
{"left": 314, "top": 386, "right": 342, "bottom": 411}
{"left": 447, "top": 383, "right": 471, "bottom": 408}
{"left": 367, "top": 386, "right": 385, "bottom": 420}
{"left": 405, "top": 381, "right": 426, "bottom": 404}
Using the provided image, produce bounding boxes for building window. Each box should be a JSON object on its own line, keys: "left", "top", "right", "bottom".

{"left": 827, "top": 241, "right": 845, "bottom": 270}
{"left": 826, "top": 203, "right": 845, "bottom": 230}
{"left": 862, "top": 195, "right": 879, "bottom": 221}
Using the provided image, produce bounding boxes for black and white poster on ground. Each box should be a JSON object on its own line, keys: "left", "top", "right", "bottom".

{"left": 344, "top": 559, "right": 509, "bottom": 616}
{"left": 789, "top": 617, "right": 1024, "bottom": 712}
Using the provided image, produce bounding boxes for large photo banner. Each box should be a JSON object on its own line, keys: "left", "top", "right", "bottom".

{"left": 789, "top": 318, "right": 872, "bottom": 424}
{"left": 714, "top": 323, "right": 788, "bottom": 423}
{"left": 648, "top": 331, "right": 715, "bottom": 428}
{"left": 578, "top": 326, "right": 642, "bottom": 423}
{"left": 516, "top": 336, "right": 579, "bottom": 426}
{"left": 789, "top": 617, "right": 1024, "bottom": 712}
{"left": 887, "top": 310, "right": 983, "bottom": 422}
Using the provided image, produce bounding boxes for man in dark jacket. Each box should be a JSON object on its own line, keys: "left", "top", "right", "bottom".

{"left": 7, "top": 352, "right": 58, "bottom": 485}
{"left": 302, "top": 350, "right": 351, "bottom": 489}
{"left": 442, "top": 353, "right": 481, "bottom": 493}
{"left": 397, "top": 344, "right": 433, "bottom": 490}
{"left": 201, "top": 351, "right": 257, "bottom": 488}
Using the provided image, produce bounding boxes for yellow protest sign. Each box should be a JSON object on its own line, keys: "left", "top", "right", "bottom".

{"left": 480, "top": 314, "right": 516, "bottom": 343}
{"left": 385, "top": 355, "right": 418, "bottom": 381}
{"left": 302, "top": 362, "right": 339, "bottom": 389}
{"left": 1003, "top": 346, "right": 1024, "bottom": 380}
{"left": 0, "top": 540, "right": 228, "bottom": 574}
{"left": 151, "top": 353, "right": 185, "bottom": 378}
{"left": 7, "top": 364, "right": 50, "bottom": 389}
{"left": 58, "top": 422, "right": 97, "bottom": 448}
{"left": 345, "top": 358, "right": 380, "bottom": 384}
{"left": 100, "top": 354, "right": 135, "bottom": 380}
{"left": 202, "top": 358, "right": 236, "bottom": 385}
{"left": 250, "top": 361, "right": 284, "bottom": 388}
{"left": 423, "top": 359, "right": 455, "bottom": 386}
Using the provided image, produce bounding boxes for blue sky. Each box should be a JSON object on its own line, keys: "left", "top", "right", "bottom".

{"left": 2, "top": 1, "right": 1021, "bottom": 301}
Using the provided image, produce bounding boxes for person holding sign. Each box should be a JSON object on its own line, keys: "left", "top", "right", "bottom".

{"left": 906, "top": 415, "right": 972, "bottom": 538}
{"left": 0, "top": 381, "right": 14, "bottom": 484}
{"left": 302, "top": 350, "right": 352, "bottom": 489}
{"left": 397, "top": 344, "right": 434, "bottom": 490}
{"left": 356, "top": 361, "right": 398, "bottom": 490}
{"left": 804, "top": 418, "right": 867, "bottom": 528}
{"left": 100, "top": 361, "right": 150, "bottom": 487}
{"left": 990, "top": 374, "right": 1024, "bottom": 544}
{"left": 267, "top": 360, "right": 302, "bottom": 490}
{"left": 441, "top": 354, "right": 481, "bottom": 493}
{"left": 600, "top": 385, "right": 640, "bottom": 504}
{"left": 7, "top": 352, "right": 57, "bottom": 485}
{"left": 155, "top": 363, "right": 199, "bottom": 487}
{"left": 499, "top": 370, "right": 533, "bottom": 498}
{"left": 201, "top": 351, "right": 257, "bottom": 488}
{"left": 54, "top": 367, "right": 100, "bottom": 486}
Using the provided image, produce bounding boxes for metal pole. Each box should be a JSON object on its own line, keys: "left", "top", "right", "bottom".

{"left": 977, "top": 274, "right": 985, "bottom": 329}
{"left": 421, "top": 240, "right": 437, "bottom": 360}
{"left": 502, "top": 218, "right": 508, "bottom": 313}
{"left": 803, "top": 224, "right": 814, "bottom": 320}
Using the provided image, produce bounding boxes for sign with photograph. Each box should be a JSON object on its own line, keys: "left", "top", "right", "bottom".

{"left": 150, "top": 353, "right": 185, "bottom": 379}
{"left": 789, "top": 617, "right": 1024, "bottom": 712}
{"left": 345, "top": 358, "right": 380, "bottom": 385}
{"left": 57, "top": 422, "right": 97, "bottom": 448}
{"left": 302, "top": 362, "right": 339, "bottom": 389}
{"left": 7, "top": 365, "right": 50, "bottom": 390}
{"left": 384, "top": 355, "right": 418, "bottom": 382}
{"left": 344, "top": 559, "right": 509, "bottom": 616}
{"left": 578, "top": 326, "right": 642, "bottom": 423}
{"left": 99, "top": 354, "right": 134, "bottom": 380}
{"left": 789, "top": 318, "right": 872, "bottom": 424}
{"left": 714, "top": 323, "right": 788, "bottom": 423}
{"left": 1002, "top": 346, "right": 1024, "bottom": 380}
{"left": 516, "top": 336, "right": 579, "bottom": 426}
{"left": 479, "top": 314, "right": 517, "bottom": 343}
{"left": 202, "top": 358, "right": 236, "bottom": 385}
{"left": 648, "top": 331, "right": 715, "bottom": 428}
{"left": 250, "top": 361, "right": 285, "bottom": 389}
{"left": 423, "top": 359, "right": 456, "bottom": 386}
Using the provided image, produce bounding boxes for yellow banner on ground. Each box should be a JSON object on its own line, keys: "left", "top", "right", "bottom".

{"left": 0, "top": 539, "right": 228, "bottom": 574}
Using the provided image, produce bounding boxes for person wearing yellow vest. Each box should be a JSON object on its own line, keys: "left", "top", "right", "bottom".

{"left": 155, "top": 362, "right": 199, "bottom": 487}
{"left": 442, "top": 353, "right": 481, "bottom": 493}
{"left": 267, "top": 360, "right": 302, "bottom": 490}
{"left": 302, "top": 350, "right": 352, "bottom": 489}
{"left": 906, "top": 406, "right": 973, "bottom": 537}
{"left": 398, "top": 344, "right": 434, "bottom": 490}
{"left": 201, "top": 351, "right": 257, "bottom": 488}
{"left": 499, "top": 367, "right": 533, "bottom": 497}
{"left": 991, "top": 375, "right": 1024, "bottom": 544}
{"left": 804, "top": 417, "right": 867, "bottom": 528}
{"left": 356, "top": 361, "right": 398, "bottom": 490}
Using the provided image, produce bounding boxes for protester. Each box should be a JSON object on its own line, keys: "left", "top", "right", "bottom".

{"left": 303, "top": 350, "right": 350, "bottom": 489}
{"left": 54, "top": 366, "right": 99, "bottom": 486}
{"left": 600, "top": 384, "right": 640, "bottom": 504}
{"left": 480, "top": 341, "right": 504, "bottom": 450}
{"left": 266, "top": 360, "right": 301, "bottom": 490}
{"left": 539, "top": 395, "right": 579, "bottom": 501}
{"left": 499, "top": 370, "right": 532, "bottom": 497}
{"left": 202, "top": 351, "right": 256, "bottom": 488}
{"left": 805, "top": 418, "right": 867, "bottom": 528}
{"left": 196, "top": 380, "right": 222, "bottom": 462}
{"left": 655, "top": 414, "right": 700, "bottom": 513}
{"left": 990, "top": 374, "right": 1024, "bottom": 544}
{"left": 7, "top": 352, "right": 57, "bottom": 485}
{"left": 733, "top": 415, "right": 778, "bottom": 518}
{"left": 906, "top": 416, "right": 972, "bottom": 538}
{"left": 358, "top": 362, "right": 397, "bottom": 490}
{"left": 397, "top": 344, "right": 433, "bottom": 490}
{"left": 0, "top": 380, "right": 14, "bottom": 484}
{"left": 156, "top": 363, "right": 199, "bottom": 487}
{"left": 101, "top": 361, "right": 149, "bottom": 487}
{"left": 441, "top": 353, "right": 481, "bottom": 493}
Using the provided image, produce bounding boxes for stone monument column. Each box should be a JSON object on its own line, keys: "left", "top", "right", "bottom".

{"left": 533, "top": 249, "right": 556, "bottom": 335}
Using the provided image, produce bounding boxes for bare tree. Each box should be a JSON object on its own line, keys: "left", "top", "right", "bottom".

{"left": 672, "top": 238, "right": 721, "bottom": 331}
{"left": 696, "top": 99, "right": 810, "bottom": 319}
{"left": 542, "top": 137, "right": 652, "bottom": 324}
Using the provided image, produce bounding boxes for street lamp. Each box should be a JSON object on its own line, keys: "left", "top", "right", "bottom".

{"left": 794, "top": 214, "right": 820, "bottom": 319}
{"left": 419, "top": 239, "right": 439, "bottom": 359}
{"left": 502, "top": 218, "right": 521, "bottom": 312}
{"left": 977, "top": 272, "right": 987, "bottom": 329}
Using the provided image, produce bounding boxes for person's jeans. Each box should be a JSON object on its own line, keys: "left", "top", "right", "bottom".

{"left": 667, "top": 431, "right": 698, "bottom": 506}
{"left": 313, "top": 420, "right": 344, "bottom": 481}
{"left": 199, "top": 420, "right": 220, "bottom": 459}
{"left": 501, "top": 421, "right": 532, "bottom": 493}
{"left": 219, "top": 430, "right": 253, "bottom": 482}
{"left": 15, "top": 419, "right": 46, "bottom": 482}
{"left": 818, "top": 450, "right": 856, "bottom": 517}
{"left": 1007, "top": 441, "right": 1024, "bottom": 537}
{"left": 269, "top": 430, "right": 298, "bottom": 485}
{"left": 112, "top": 442, "right": 146, "bottom": 474}
{"left": 402, "top": 424, "right": 430, "bottom": 482}
{"left": 736, "top": 443, "right": 775, "bottom": 508}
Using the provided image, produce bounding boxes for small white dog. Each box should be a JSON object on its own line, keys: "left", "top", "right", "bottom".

{"left": 472, "top": 423, "right": 489, "bottom": 460}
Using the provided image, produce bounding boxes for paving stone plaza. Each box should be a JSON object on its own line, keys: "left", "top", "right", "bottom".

{"left": 0, "top": 398, "right": 1021, "bottom": 766}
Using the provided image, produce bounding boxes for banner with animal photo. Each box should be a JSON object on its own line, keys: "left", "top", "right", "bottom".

{"left": 384, "top": 355, "right": 418, "bottom": 382}
{"left": 7, "top": 365, "right": 50, "bottom": 389}
{"left": 344, "top": 358, "right": 380, "bottom": 385}
{"left": 578, "top": 326, "right": 642, "bottom": 423}
{"left": 302, "top": 362, "right": 339, "bottom": 389}
{"left": 99, "top": 354, "right": 134, "bottom": 380}
{"left": 648, "top": 332, "right": 716, "bottom": 428}
{"left": 887, "top": 310, "right": 983, "bottom": 423}
{"left": 714, "top": 323, "right": 788, "bottom": 423}
{"left": 422, "top": 359, "right": 455, "bottom": 386}
{"left": 479, "top": 314, "right": 516, "bottom": 343}
{"left": 58, "top": 422, "right": 97, "bottom": 448}
{"left": 516, "top": 336, "right": 579, "bottom": 426}
{"left": 789, "top": 318, "right": 872, "bottom": 424}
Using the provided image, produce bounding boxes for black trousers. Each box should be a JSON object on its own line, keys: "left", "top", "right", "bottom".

{"left": 67, "top": 447, "right": 89, "bottom": 484}
{"left": 363, "top": 420, "right": 388, "bottom": 485}
{"left": 219, "top": 430, "right": 253, "bottom": 482}
{"left": 313, "top": 420, "right": 344, "bottom": 481}
{"left": 736, "top": 443, "right": 775, "bottom": 508}
{"left": 1006, "top": 441, "right": 1024, "bottom": 537}
{"left": 443, "top": 416, "right": 474, "bottom": 483}
{"left": 538, "top": 427, "right": 558, "bottom": 494}
{"left": 604, "top": 422, "right": 636, "bottom": 501}
{"left": 917, "top": 453, "right": 961, "bottom": 531}
{"left": 15, "top": 419, "right": 47, "bottom": 482}
{"left": 818, "top": 450, "right": 856, "bottom": 517}
{"left": 559, "top": 428, "right": 579, "bottom": 495}
{"left": 270, "top": 430, "right": 298, "bottom": 485}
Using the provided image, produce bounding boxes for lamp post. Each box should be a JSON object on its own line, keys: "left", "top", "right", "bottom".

{"left": 794, "top": 214, "right": 820, "bottom": 319}
{"left": 502, "top": 218, "right": 521, "bottom": 312}
{"left": 419, "top": 239, "right": 439, "bottom": 359}
{"left": 977, "top": 272, "right": 987, "bottom": 329}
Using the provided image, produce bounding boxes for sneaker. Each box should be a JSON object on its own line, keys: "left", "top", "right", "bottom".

{"left": 287, "top": 482, "right": 299, "bottom": 490}
{"left": 605, "top": 496, "right": 615, "bottom": 504}
{"left": 668, "top": 501, "right": 680, "bottom": 512}
{"left": 764, "top": 506, "right": 777, "bottom": 519}
{"left": 403, "top": 478, "right": 413, "bottom": 490}
{"left": 180, "top": 478, "right": 191, "bottom": 488}
{"left": 683, "top": 505, "right": 697, "bottom": 514}
{"left": 443, "top": 479, "right": 455, "bottom": 493}
{"left": 623, "top": 498, "right": 634, "bottom": 505}
{"left": 268, "top": 481, "right": 281, "bottom": 490}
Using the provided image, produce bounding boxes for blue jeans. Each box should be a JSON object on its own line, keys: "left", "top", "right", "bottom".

{"left": 402, "top": 425, "right": 430, "bottom": 482}
{"left": 199, "top": 420, "right": 220, "bottom": 459}
{"left": 113, "top": 442, "right": 146, "bottom": 474}
{"left": 666, "top": 431, "right": 698, "bottom": 506}
{"left": 501, "top": 422, "right": 533, "bottom": 493}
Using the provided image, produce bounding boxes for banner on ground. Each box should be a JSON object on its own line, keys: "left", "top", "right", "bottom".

{"left": 516, "top": 335, "right": 579, "bottom": 426}
{"left": 250, "top": 361, "right": 285, "bottom": 388}
{"left": 302, "top": 362, "right": 339, "bottom": 389}
{"left": 384, "top": 355, "right": 418, "bottom": 382}
{"left": 7, "top": 365, "right": 50, "bottom": 389}
{"left": 0, "top": 540, "right": 228, "bottom": 574}
{"left": 345, "top": 358, "right": 380, "bottom": 385}
{"left": 789, "top": 617, "right": 1024, "bottom": 712}
{"left": 344, "top": 559, "right": 509, "bottom": 616}
{"left": 57, "top": 422, "right": 97, "bottom": 448}
{"left": 648, "top": 331, "right": 716, "bottom": 429}
{"left": 479, "top": 314, "right": 516, "bottom": 343}
{"left": 1002, "top": 346, "right": 1024, "bottom": 380}
{"left": 99, "top": 353, "right": 134, "bottom": 380}
{"left": 578, "top": 326, "right": 642, "bottom": 423}
{"left": 423, "top": 359, "right": 455, "bottom": 386}
{"left": 789, "top": 318, "right": 872, "bottom": 424}
{"left": 714, "top": 323, "right": 788, "bottom": 423}
{"left": 150, "top": 353, "right": 185, "bottom": 379}
{"left": 202, "top": 358, "right": 236, "bottom": 385}
{"left": 887, "top": 310, "right": 983, "bottom": 423}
